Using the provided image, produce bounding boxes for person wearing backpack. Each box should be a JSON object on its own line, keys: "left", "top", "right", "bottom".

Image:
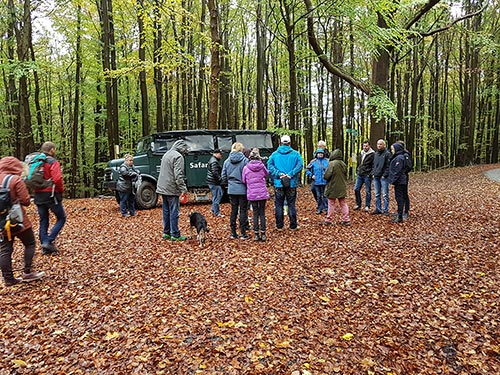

{"left": 0, "top": 156, "right": 45, "bottom": 287}
{"left": 388, "top": 143, "right": 409, "bottom": 223}
{"left": 33, "top": 142, "right": 66, "bottom": 255}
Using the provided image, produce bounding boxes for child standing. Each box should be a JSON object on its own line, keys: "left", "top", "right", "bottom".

{"left": 323, "top": 149, "right": 350, "bottom": 226}
{"left": 305, "top": 148, "right": 329, "bottom": 214}
{"left": 242, "top": 148, "right": 270, "bottom": 241}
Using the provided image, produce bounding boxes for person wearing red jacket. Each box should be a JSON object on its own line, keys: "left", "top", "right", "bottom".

{"left": 33, "top": 142, "right": 66, "bottom": 255}
{"left": 0, "top": 156, "right": 45, "bottom": 286}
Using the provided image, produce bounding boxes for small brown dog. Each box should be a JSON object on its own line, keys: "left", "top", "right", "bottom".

{"left": 189, "top": 211, "right": 209, "bottom": 247}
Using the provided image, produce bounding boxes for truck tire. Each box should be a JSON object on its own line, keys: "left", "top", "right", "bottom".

{"left": 135, "top": 181, "right": 158, "bottom": 209}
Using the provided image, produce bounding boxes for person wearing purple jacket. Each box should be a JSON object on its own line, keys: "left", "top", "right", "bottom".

{"left": 242, "top": 148, "right": 270, "bottom": 242}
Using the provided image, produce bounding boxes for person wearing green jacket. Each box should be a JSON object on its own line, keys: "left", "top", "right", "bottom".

{"left": 323, "top": 149, "right": 350, "bottom": 226}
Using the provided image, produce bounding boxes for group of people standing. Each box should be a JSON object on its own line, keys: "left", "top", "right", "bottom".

{"left": 0, "top": 142, "right": 66, "bottom": 287}
{"left": 350, "top": 139, "right": 411, "bottom": 223}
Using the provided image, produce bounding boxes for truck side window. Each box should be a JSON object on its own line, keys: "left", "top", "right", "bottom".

{"left": 217, "top": 136, "right": 233, "bottom": 151}
{"left": 184, "top": 135, "right": 214, "bottom": 152}
{"left": 236, "top": 134, "right": 273, "bottom": 149}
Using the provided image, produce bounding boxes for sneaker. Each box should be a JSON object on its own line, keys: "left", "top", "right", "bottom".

{"left": 370, "top": 210, "right": 382, "bottom": 215}
{"left": 260, "top": 233, "right": 267, "bottom": 241}
{"left": 170, "top": 235, "right": 187, "bottom": 241}
{"left": 130, "top": 212, "right": 137, "bottom": 217}
{"left": 290, "top": 225, "right": 300, "bottom": 230}
{"left": 240, "top": 234, "right": 250, "bottom": 240}
{"left": 162, "top": 233, "right": 171, "bottom": 240}
{"left": 122, "top": 213, "right": 130, "bottom": 218}
{"left": 4, "top": 278, "right": 22, "bottom": 287}
{"left": 316, "top": 210, "right": 322, "bottom": 215}
{"left": 364, "top": 206, "right": 370, "bottom": 212}
{"left": 353, "top": 205, "right": 361, "bottom": 210}
{"left": 22, "top": 271, "right": 45, "bottom": 282}
{"left": 275, "top": 227, "right": 284, "bottom": 231}
{"left": 42, "top": 243, "right": 58, "bottom": 255}
{"left": 230, "top": 233, "right": 239, "bottom": 239}
{"left": 382, "top": 211, "right": 390, "bottom": 216}
{"left": 253, "top": 234, "right": 260, "bottom": 241}
{"left": 340, "top": 221, "right": 351, "bottom": 226}
{"left": 392, "top": 217, "right": 403, "bottom": 223}
{"left": 402, "top": 213, "right": 409, "bottom": 221}
{"left": 322, "top": 221, "right": 333, "bottom": 226}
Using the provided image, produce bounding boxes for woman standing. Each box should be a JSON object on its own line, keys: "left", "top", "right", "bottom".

{"left": 242, "top": 148, "right": 269, "bottom": 241}
{"left": 323, "top": 149, "right": 350, "bottom": 226}
{"left": 221, "top": 142, "right": 249, "bottom": 239}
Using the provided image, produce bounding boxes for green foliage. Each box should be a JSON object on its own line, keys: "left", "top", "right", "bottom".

{"left": 367, "top": 86, "right": 398, "bottom": 122}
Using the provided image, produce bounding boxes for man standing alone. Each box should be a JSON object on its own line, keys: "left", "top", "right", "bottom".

{"left": 34, "top": 142, "right": 66, "bottom": 255}
{"left": 371, "top": 139, "right": 391, "bottom": 215}
{"left": 268, "top": 135, "right": 303, "bottom": 230}
{"left": 157, "top": 139, "right": 189, "bottom": 241}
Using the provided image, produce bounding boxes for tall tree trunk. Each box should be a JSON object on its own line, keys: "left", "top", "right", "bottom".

{"left": 70, "top": 5, "right": 82, "bottom": 199}
{"left": 196, "top": 0, "right": 207, "bottom": 129}
{"left": 207, "top": 0, "right": 220, "bottom": 130}
{"left": 137, "top": 0, "right": 150, "bottom": 136}
{"left": 5, "top": 0, "right": 19, "bottom": 154}
{"left": 256, "top": 0, "right": 266, "bottom": 130}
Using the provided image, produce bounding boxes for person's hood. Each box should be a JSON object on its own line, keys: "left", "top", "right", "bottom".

{"left": 0, "top": 156, "right": 24, "bottom": 176}
{"left": 229, "top": 151, "right": 246, "bottom": 164}
{"left": 171, "top": 139, "right": 188, "bottom": 154}
{"left": 392, "top": 143, "right": 404, "bottom": 155}
{"left": 329, "top": 149, "right": 343, "bottom": 161}
{"left": 277, "top": 145, "right": 293, "bottom": 154}
{"left": 363, "top": 147, "right": 375, "bottom": 155}
{"left": 314, "top": 148, "right": 325, "bottom": 158}
{"left": 246, "top": 159, "right": 265, "bottom": 172}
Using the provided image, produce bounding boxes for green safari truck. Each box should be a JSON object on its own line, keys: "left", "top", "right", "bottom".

{"left": 102, "top": 129, "right": 278, "bottom": 209}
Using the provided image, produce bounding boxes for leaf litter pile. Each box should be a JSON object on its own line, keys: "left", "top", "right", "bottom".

{"left": 1, "top": 165, "right": 499, "bottom": 374}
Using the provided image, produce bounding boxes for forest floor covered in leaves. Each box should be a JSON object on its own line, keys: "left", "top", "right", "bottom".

{"left": 1, "top": 165, "right": 499, "bottom": 375}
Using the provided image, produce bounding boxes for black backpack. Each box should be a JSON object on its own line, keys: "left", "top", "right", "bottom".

{"left": 24, "top": 152, "right": 52, "bottom": 190}
{"left": 0, "top": 175, "right": 13, "bottom": 232}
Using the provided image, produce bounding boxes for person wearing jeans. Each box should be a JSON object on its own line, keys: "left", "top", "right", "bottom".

{"left": 268, "top": 135, "right": 303, "bottom": 230}
{"left": 206, "top": 149, "right": 224, "bottom": 217}
{"left": 0, "top": 156, "right": 45, "bottom": 286}
{"left": 33, "top": 142, "right": 66, "bottom": 255}
{"left": 353, "top": 140, "right": 375, "bottom": 211}
{"left": 371, "top": 139, "right": 391, "bottom": 215}
{"left": 116, "top": 154, "right": 140, "bottom": 217}
{"left": 156, "top": 139, "right": 189, "bottom": 241}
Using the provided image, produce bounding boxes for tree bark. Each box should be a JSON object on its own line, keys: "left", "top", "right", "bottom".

{"left": 137, "top": 0, "right": 150, "bottom": 136}
{"left": 207, "top": 0, "right": 220, "bottom": 130}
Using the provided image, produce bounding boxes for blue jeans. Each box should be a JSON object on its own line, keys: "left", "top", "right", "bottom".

{"left": 354, "top": 175, "right": 372, "bottom": 208}
{"left": 118, "top": 191, "right": 136, "bottom": 216}
{"left": 274, "top": 187, "right": 297, "bottom": 229}
{"left": 162, "top": 195, "right": 181, "bottom": 238}
{"left": 208, "top": 183, "right": 223, "bottom": 216}
{"left": 37, "top": 201, "right": 67, "bottom": 246}
{"left": 373, "top": 176, "right": 389, "bottom": 213}
{"left": 313, "top": 184, "right": 328, "bottom": 212}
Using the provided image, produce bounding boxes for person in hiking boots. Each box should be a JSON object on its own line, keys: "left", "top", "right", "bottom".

{"left": 0, "top": 156, "right": 45, "bottom": 287}
{"left": 157, "top": 139, "right": 189, "bottom": 241}
{"left": 388, "top": 142, "right": 409, "bottom": 223}
{"left": 305, "top": 148, "right": 329, "bottom": 214}
{"left": 221, "top": 142, "right": 249, "bottom": 240}
{"left": 242, "top": 148, "right": 269, "bottom": 241}
{"left": 33, "top": 142, "right": 66, "bottom": 255}
{"left": 353, "top": 140, "right": 375, "bottom": 212}
{"left": 397, "top": 140, "right": 412, "bottom": 220}
{"left": 116, "top": 154, "right": 140, "bottom": 218}
{"left": 371, "top": 139, "right": 391, "bottom": 215}
{"left": 308, "top": 140, "right": 330, "bottom": 204}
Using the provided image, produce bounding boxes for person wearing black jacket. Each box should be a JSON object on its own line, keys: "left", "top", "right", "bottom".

{"left": 371, "top": 139, "right": 391, "bottom": 215}
{"left": 353, "top": 140, "right": 375, "bottom": 211}
{"left": 116, "top": 154, "right": 140, "bottom": 218}
{"left": 206, "top": 149, "right": 224, "bottom": 217}
{"left": 388, "top": 143, "right": 409, "bottom": 223}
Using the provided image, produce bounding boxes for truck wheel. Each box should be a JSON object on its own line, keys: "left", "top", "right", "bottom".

{"left": 135, "top": 181, "right": 158, "bottom": 209}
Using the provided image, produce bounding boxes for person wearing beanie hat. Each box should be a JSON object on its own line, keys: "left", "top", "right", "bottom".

{"left": 242, "top": 148, "right": 270, "bottom": 241}
{"left": 388, "top": 142, "right": 409, "bottom": 223}
{"left": 206, "top": 149, "right": 224, "bottom": 217}
{"left": 0, "top": 156, "right": 45, "bottom": 286}
{"left": 305, "top": 148, "right": 329, "bottom": 214}
{"left": 268, "top": 135, "right": 304, "bottom": 230}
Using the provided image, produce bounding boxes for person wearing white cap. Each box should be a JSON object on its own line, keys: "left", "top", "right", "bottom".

{"left": 267, "top": 135, "right": 304, "bottom": 230}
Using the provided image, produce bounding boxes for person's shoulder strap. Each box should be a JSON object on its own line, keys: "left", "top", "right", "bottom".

{"left": 2, "top": 175, "right": 13, "bottom": 189}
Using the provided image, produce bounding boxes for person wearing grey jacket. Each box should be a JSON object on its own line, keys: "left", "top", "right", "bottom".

{"left": 116, "top": 154, "right": 140, "bottom": 217}
{"left": 156, "top": 139, "right": 189, "bottom": 241}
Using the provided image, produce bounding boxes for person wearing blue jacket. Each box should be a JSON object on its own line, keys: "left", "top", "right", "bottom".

{"left": 305, "top": 148, "right": 329, "bottom": 214}
{"left": 388, "top": 142, "right": 409, "bottom": 223}
{"left": 267, "top": 135, "right": 304, "bottom": 230}
{"left": 221, "top": 142, "right": 249, "bottom": 239}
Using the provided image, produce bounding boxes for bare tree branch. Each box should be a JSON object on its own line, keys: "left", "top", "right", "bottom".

{"left": 404, "top": 0, "right": 442, "bottom": 30}
{"left": 418, "top": 8, "right": 484, "bottom": 37}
